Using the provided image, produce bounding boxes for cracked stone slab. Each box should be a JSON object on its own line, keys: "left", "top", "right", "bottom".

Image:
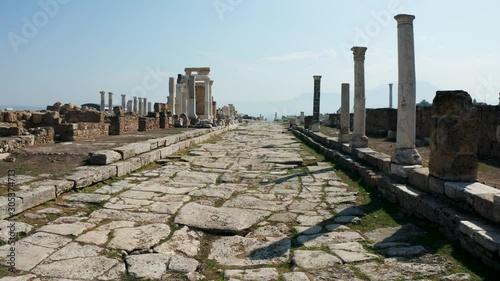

{"left": 225, "top": 268, "right": 279, "bottom": 281}
{"left": 209, "top": 235, "right": 290, "bottom": 266}
{"left": 223, "top": 195, "right": 289, "bottom": 211}
{"left": 154, "top": 226, "right": 203, "bottom": 257}
{"left": 365, "top": 224, "right": 426, "bottom": 244}
{"left": 46, "top": 242, "right": 103, "bottom": 261}
{"left": 107, "top": 223, "right": 170, "bottom": 252}
{"left": 168, "top": 255, "right": 199, "bottom": 273}
{"left": 63, "top": 193, "right": 111, "bottom": 203}
{"left": 188, "top": 187, "right": 235, "bottom": 199}
{"left": 283, "top": 272, "right": 311, "bottom": 281}
{"left": 37, "top": 222, "right": 95, "bottom": 236}
{"left": 90, "top": 209, "right": 170, "bottom": 223}
{"left": 126, "top": 253, "right": 171, "bottom": 280}
{"left": 296, "top": 231, "right": 364, "bottom": 247}
{"left": 0, "top": 241, "right": 55, "bottom": 271}
{"left": 0, "top": 220, "right": 33, "bottom": 243}
{"left": 292, "top": 250, "right": 341, "bottom": 269}
{"left": 32, "top": 256, "right": 119, "bottom": 279}
{"left": 175, "top": 202, "right": 270, "bottom": 234}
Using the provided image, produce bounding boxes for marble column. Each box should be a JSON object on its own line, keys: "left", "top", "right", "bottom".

{"left": 108, "top": 92, "right": 113, "bottom": 114}
{"left": 100, "top": 91, "right": 106, "bottom": 112}
{"left": 212, "top": 100, "right": 217, "bottom": 122}
{"left": 175, "top": 84, "right": 183, "bottom": 115}
{"left": 209, "top": 80, "right": 214, "bottom": 120}
{"left": 181, "top": 84, "right": 188, "bottom": 115}
{"left": 391, "top": 14, "right": 422, "bottom": 165}
{"left": 133, "top": 96, "right": 138, "bottom": 114}
{"left": 138, "top": 97, "right": 143, "bottom": 116}
{"left": 339, "top": 83, "right": 351, "bottom": 143}
{"left": 188, "top": 75, "right": 197, "bottom": 120}
{"left": 310, "top": 75, "right": 322, "bottom": 132}
{"left": 299, "top": 112, "right": 305, "bottom": 124}
{"left": 127, "top": 100, "right": 132, "bottom": 113}
{"left": 350, "top": 47, "right": 368, "bottom": 148}
{"left": 121, "top": 94, "right": 126, "bottom": 110}
{"left": 143, "top": 98, "right": 148, "bottom": 114}
{"left": 389, "top": 83, "right": 393, "bottom": 109}
{"left": 169, "top": 77, "right": 175, "bottom": 115}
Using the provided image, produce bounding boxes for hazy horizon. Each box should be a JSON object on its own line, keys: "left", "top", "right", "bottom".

{"left": 2, "top": 0, "right": 499, "bottom": 117}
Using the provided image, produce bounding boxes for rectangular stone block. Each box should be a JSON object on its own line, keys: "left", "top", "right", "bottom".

{"left": 66, "top": 166, "right": 117, "bottom": 189}
{"left": 408, "top": 167, "right": 429, "bottom": 192}
{"left": 88, "top": 150, "right": 122, "bottom": 165}
{"left": 110, "top": 161, "right": 132, "bottom": 177}
{"left": 463, "top": 183, "right": 500, "bottom": 207}
{"left": 17, "top": 185, "right": 56, "bottom": 212}
{"left": 428, "top": 176, "right": 446, "bottom": 194}
{"left": 458, "top": 220, "right": 500, "bottom": 253}
{"left": 159, "top": 146, "right": 175, "bottom": 158}
{"left": 127, "top": 157, "right": 142, "bottom": 172}
{"left": 391, "top": 164, "right": 422, "bottom": 179}
{"left": 139, "top": 150, "right": 161, "bottom": 166}
{"left": 148, "top": 139, "right": 159, "bottom": 150}
{"left": 444, "top": 182, "right": 468, "bottom": 202}
{"left": 31, "top": 179, "right": 75, "bottom": 197}
{"left": 394, "top": 184, "right": 426, "bottom": 211}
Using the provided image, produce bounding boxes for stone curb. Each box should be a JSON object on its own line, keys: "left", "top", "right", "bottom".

{"left": 0, "top": 125, "right": 238, "bottom": 219}
{"left": 291, "top": 127, "right": 500, "bottom": 270}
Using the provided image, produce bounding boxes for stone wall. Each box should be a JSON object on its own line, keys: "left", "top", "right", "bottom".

{"left": 139, "top": 116, "right": 160, "bottom": 131}
{"left": 365, "top": 108, "right": 397, "bottom": 136}
{"left": 56, "top": 123, "right": 110, "bottom": 141}
{"left": 109, "top": 114, "right": 139, "bottom": 135}
{"left": 31, "top": 127, "right": 55, "bottom": 145}
{"left": 64, "top": 110, "right": 104, "bottom": 123}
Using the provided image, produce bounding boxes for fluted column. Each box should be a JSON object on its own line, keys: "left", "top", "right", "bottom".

{"left": 311, "top": 75, "right": 322, "bottom": 132}
{"left": 339, "top": 83, "right": 350, "bottom": 143}
{"left": 350, "top": 47, "right": 368, "bottom": 148}
{"left": 391, "top": 14, "right": 422, "bottom": 165}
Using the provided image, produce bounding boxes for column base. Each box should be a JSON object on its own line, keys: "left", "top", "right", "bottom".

{"left": 310, "top": 123, "right": 320, "bottom": 132}
{"left": 391, "top": 163, "right": 423, "bottom": 178}
{"left": 350, "top": 134, "right": 368, "bottom": 148}
{"left": 391, "top": 147, "right": 422, "bottom": 165}
{"left": 339, "top": 134, "right": 350, "bottom": 143}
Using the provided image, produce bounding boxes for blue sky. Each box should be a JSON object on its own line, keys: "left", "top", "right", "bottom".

{"left": 1, "top": 0, "right": 499, "bottom": 117}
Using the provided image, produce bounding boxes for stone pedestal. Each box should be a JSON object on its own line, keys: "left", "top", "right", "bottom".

{"left": 188, "top": 75, "right": 197, "bottom": 121}
{"left": 339, "top": 83, "right": 350, "bottom": 143}
{"left": 304, "top": 116, "right": 313, "bottom": 130}
{"left": 391, "top": 14, "right": 422, "bottom": 166}
{"left": 429, "top": 91, "right": 479, "bottom": 181}
{"left": 133, "top": 97, "right": 138, "bottom": 113}
{"left": 100, "top": 91, "right": 105, "bottom": 112}
{"left": 350, "top": 47, "right": 368, "bottom": 148}
{"left": 312, "top": 75, "right": 322, "bottom": 132}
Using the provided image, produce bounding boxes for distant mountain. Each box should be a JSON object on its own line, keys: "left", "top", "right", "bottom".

{"left": 237, "top": 81, "right": 439, "bottom": 120}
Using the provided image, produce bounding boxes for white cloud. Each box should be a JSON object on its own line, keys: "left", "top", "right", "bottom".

{"left": 262, "top": 49, "right": 338, "bottom": 62}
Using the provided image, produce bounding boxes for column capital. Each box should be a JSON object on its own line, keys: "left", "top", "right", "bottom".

{"left": 100, "top": 91, "right": 106, "bottom": 95}
{"left": 121, "top": 94, "right": 126, "bottom": 97}
{"left": 351, "top": 47, "right": 367, "bottom": 61}
{"left": 394, "top": 14, "right": 415, "bottom": 25}
{"left": 313, "top": 75, "right": 322, "bottom": 80}
{"left": 108, "top": 92, "right": 113, "bottom": 95}
{"left": 210, "top": 80, "right": 214, "bottom": 85}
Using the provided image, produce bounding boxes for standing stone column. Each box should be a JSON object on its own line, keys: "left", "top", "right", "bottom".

{"left": 391, "top": 14, "right": 422, "bottom": 165}
{"left": 299, "top": 111, "right": 305, "bottom": 124}
{"left": 212, "top": 100, "right": 217, "bottom": 123}
{"left": 108, "top": 92, "right": 113, "bottom": 114}
{"left": 311, "top": 75, "right": 322, "bottom": 132}
{"left": 100, "top": 91, "right": 106, "bottom": 112}
{"left": 175, "top": 84, "right": 183, "bottom": 115}
{"left": 127, "top": 100, "right": 132, "bottom": 113}
{"left": 339, "top": 83, "right": 350, "bottom": 143}
{"left": 148, "top": 102, "right": 152, "bottom": 113}
{"left": 389, "top": 83, "right": 393, "bottom": 108}
{"left": 188, "top": 75, "right": 197, "bottom": 121}
{"left": 121, "top": 94, "right": 126, "bottom": 110}
{"left": 133, "top": 96, "right": 138, "bottom": 114}
{"left": 169, "top": 77, "right": 175, "bottom": 115}
{"left": 209, "top": 80, "right": 214, "bottom": 120}
{"left": 138, "top": 97, "right": 143, "bottom": 116}
{"left": 350, "top": 47, "right": 368, "bottom": 148}
{"left": 429, "top": 91, "right": 479, "bottom": 181}
{"left": 143, "top": 98, "right": 148, "bottom": 114}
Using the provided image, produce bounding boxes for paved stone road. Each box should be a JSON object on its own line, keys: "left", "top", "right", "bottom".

{"left": 0, "top": 122, "right": 475, "bottom": 280}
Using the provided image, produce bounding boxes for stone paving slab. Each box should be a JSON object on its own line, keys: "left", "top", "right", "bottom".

{"left": 0, "top": 122, "right": 481, "bottom": 280}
